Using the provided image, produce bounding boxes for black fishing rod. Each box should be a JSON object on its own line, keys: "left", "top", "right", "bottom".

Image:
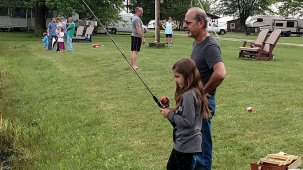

{"left": 81, "top": 0, "right": 165, "bottom": 108}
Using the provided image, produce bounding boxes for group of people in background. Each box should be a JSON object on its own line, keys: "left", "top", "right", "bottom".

{"left": 44, "top": 16, "right": 75, "bottom": 52}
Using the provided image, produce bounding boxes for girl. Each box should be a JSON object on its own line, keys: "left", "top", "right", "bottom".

{"left": 56, "top": 26, "right": 65, "bottom": 52}
{"left": 162, "top": 17, "right": 177, "bottom": 48}
{"left": 160, "top": 58, "right": 211, "bottom": 170}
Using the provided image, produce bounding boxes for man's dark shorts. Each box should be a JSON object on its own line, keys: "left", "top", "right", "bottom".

{"left": 131, "top": 36, "right": 142, "bottom": 52}
{"left": 165, "top": 34, "right": 172, "bottom": 38}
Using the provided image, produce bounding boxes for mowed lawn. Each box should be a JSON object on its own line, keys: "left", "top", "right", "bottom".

{"left": 0, "top": 31, "right": 302, "bottom": 169}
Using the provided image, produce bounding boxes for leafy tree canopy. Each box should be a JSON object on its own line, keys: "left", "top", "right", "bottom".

{"left": 0, "top": 0, "right": 125, "bottom": 23}
{"left": 275, "top": 0, "right": 303, "bottom": 17}
{"left": 0, "top": 0, "right": 124, "bottom": 35}
{"left": 129, "top": 0, "right": 209, "bottom": 27}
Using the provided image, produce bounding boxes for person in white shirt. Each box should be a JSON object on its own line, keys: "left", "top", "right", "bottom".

{"left": 162, "top": 17, "right": 177, "bottom": 48}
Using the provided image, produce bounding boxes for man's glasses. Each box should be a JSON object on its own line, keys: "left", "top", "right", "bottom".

{"left": 183, "top": 19, "right": 204, "bottom": 25}
{"left": 183, "top": 20, "right": 195, "bottom": 25}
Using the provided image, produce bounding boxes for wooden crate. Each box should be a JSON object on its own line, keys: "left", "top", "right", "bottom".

{"left": 251, "top": 162, "right": 288, "bottom": 170}
{"left": 251, "top": 153, "right": 302, "bottom": 170}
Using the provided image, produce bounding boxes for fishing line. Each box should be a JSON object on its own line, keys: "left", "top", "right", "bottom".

{"left": 81, "top": 0, "right": 164, "bottom": 108}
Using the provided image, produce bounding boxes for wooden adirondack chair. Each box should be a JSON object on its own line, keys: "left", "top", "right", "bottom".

{"left": 239, "top": 29, "right": 281, "bottom": 60}
{"left": 239, "top": 29, "right": 269, "bottom": 58}
{"left": 241, "top": 29, "right": 269, "bottom": 48}
{"left": 73, "top": 26, "right": 94, "bottom": 42}
{"left": 74, "top": 26, "right": 84, "bottom": 37}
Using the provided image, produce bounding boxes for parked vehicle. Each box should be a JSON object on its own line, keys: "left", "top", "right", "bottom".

{"left": 245, "top": 15, "right": 303, "bottom": 36}
{"left": 272, "top": 18, "right": 303, "bottom": 36}
{"left": 107, "top": 13, "right": 146, "bottom": 34}
{"left": 147, "top": 20, "right": 156, "bottom": 29}
{"left": 207, "top": 22, "right": 227, "bottom": 35}
{"left": 147, "top": 19, "right": 179, "bottom": 30}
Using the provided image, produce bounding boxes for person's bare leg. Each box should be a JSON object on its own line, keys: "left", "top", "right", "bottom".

{"left": 165, "top": 37, "right": 169, "bottom": 47}
{"left": 168, "top": 37, "right": 172, "bottom": 47}
{"left": 130, "top": 51, "right": 134, "bottom": 67}
{"left": 131, "top": 51, "right": 138, "bottom": 69}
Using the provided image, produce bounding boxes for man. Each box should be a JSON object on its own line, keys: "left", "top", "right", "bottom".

{"left": 183, "top": 7, "right": 227, "bottom": 170}
{"left": 67, "top": 17, "right": 75, "bottom": 52}
{"left": 130, "top": 7, "right": 145, "bottom": 70}
{"left": 47, "top": 18, "right": 57, "bottom": 51}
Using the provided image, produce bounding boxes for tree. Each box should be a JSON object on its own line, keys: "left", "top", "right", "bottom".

{"left": 275, "top": 0, "right": 303, "bottom": 17}
{"left": 161, "top": 0, "right": 210, "bottom": 29}
{"left": 161, "top": 0, "right": 194, "bottom": 27}
{"left": 129, "top": 0, "right": 207, "bottom": 29}
{"left": 212, "top": 0, "right": 274, "bottom": 30}
{"left": 128, "top": 0, "right": 155, "bottom": 24}
{"left": 0, "top": 0, "right": 124, "bottom": 36}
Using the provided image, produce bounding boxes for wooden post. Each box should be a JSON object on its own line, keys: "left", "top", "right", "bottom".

{"left": 126, "top": 0, "right": 129, "bottom": 13}
{"left": 149, "top": 0, "right": 165, "bottom": 48}
{"left": 155, "top": 0, "right": 160, "bottom": 42}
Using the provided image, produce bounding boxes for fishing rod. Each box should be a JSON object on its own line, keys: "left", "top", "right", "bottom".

{"left": 81, "top": 0, "right": 166, "bottom": 108}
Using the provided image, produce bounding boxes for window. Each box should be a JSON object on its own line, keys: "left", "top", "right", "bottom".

{"left": 46, "top": 10, "right": 57, "bottom": 18}
{"left": 286, "top": 21, "right": 294, "bottom": 27}
{"left": 0, "top": 7, "right": 8, "bottom": 16}
{"left": 257, "top": 18, "right": 263, "bottom": 22}
{"left": 275, "top": 23, "right": 284, "bottom": 27}
{"left": 27, "top": 9, "right": 32, "bottom": 18}
{"left": 12, "top": 8, "right": 27, "bottom": 18}
{"left": 47, "top": 10, "right": 54, "bottom": 18}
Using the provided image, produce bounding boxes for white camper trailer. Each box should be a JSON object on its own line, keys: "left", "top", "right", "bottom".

{"left": 272, "top": 18, "right": 303, "bottom": 36}
{"left": 245, "top": 15, "right": 303, "bottom": 36}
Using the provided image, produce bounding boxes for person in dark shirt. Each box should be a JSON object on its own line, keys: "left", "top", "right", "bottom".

{"left": 47, "top": 18, "right": 57, "bottom": 51}
{"left": 183, "top": 7, "right": 227, "bottom": 170}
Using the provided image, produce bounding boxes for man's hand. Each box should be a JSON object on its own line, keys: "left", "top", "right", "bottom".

{"left": 142, "top": 37, "right": 145, "bottom": 45}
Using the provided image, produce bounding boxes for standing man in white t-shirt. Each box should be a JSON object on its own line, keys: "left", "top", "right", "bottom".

{"left": 130, "top": 7, "right": 145, "bottom": 70}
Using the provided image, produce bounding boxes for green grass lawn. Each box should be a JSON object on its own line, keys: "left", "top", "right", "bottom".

{"left": 0, "top": 31, "right": 302, "bottom": 169}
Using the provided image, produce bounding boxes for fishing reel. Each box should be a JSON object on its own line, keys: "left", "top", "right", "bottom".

{"left": 160, "top": 96, "right": 169, "bottom": 108}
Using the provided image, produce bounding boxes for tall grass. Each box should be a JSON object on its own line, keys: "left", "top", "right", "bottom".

{"left": 0, "top": 31, "right": 302, "bottom": 169}
{"left": 0, "top": 116, "right": 29, "bottom": 169}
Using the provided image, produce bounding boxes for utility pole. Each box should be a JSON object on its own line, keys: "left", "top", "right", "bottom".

{"left": 149, "top": 0, "right": 165, "bottom": 47}
{"left": 126, "top": 0, "right": 129, "bottom": 13}
{"left": 155, "top": 0, "right": 160, "bottom": 42}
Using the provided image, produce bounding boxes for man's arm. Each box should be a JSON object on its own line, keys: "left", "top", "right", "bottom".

{"left": 47, "top": 24, "right": 50, "bottom": 36}
{"left": 135, "top": 24, "right": 145, "bottom": 43}
{"left": 203, "top": 62, "right": 226, "bottom": 94}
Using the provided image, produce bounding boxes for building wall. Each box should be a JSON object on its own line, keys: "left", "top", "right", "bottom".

{"left": 227, "top": 19, "right": 242, "bottom": 32}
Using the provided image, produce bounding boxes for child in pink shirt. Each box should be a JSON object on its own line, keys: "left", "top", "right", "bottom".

{"left": 57, "top": 26, "right": 65, "bottom": 52}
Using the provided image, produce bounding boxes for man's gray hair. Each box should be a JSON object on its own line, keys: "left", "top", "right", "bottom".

{"left": 135, "top": 7, "right": 142, "bottom": 13}
{"left": 190, "top": 7, "right": 208, "bottom": 28}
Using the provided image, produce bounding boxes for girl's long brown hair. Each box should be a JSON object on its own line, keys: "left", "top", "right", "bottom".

{"left": 172, "top": 59, "right": 211, "bottom": 119}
